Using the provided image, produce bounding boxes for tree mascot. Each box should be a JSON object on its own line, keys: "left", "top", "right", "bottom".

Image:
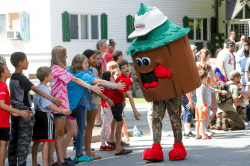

{"left": 127, "top": 3, "right": 201, "bottom": 161}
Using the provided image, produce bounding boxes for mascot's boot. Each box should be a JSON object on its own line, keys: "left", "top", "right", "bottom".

{"left": 168, "top": 142, "right": 187, "bottom": 160}
{"left": 142, "top": 143, "right": 164, "bottom": 161}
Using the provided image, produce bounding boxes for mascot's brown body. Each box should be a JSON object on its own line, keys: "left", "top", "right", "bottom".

{"left": 127, "top": 3, "right": 201, "bottom": 161}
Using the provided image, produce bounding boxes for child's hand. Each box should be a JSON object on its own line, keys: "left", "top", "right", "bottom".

{"left": 107, "top": 99, "right": 114, "bottom": 107}
{"left": 134, "top": 111, "right": 141, "bottom": 120}
{"left": 222, "top": 90, "right": 227, "bottom": 95}
{"left": 116, "top": 80, "right": 126, "bottom": 90}
{"left": 19, "top": 110, "right": 30, "bottom": 120}
{"left": 92, "top": 83, "right": 103, "bottom": 95}
{"left": 62, "top": 109, "right": 71, "bottom": 115}
{"left": 52, "top": 97, "right": 62, "bottom": 106}
{"left": 186, "top": 101, "right": 193, "bottom": 110}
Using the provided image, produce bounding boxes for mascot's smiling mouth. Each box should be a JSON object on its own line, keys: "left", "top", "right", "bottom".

{"left": 139, "top": 65, "right": 172, "bottom": 89}
{"left": 140, "top": 71, "right": 159, "bottom": 89}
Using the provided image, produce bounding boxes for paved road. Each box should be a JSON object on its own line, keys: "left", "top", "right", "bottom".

{"left": 5, "top": 103, "right": 250, "bottom": 165}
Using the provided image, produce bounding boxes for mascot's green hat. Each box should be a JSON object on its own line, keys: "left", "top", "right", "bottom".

{"left": 127, "top": 3, "right": 190, "bottom": 56}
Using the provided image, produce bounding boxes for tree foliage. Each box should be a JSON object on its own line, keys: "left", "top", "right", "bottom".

{"left": 213, "top": 0, "right": 250, "bottom": 8}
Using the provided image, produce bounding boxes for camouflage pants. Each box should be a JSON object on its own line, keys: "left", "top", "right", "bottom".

{"left": 8, "top": 106, "right": 35, "bottom": 166}
{"left": 236, "top": 106, "right": 246, "bottom": 121}
{"left": 152, "top": 96, "right": 182, "bottom": 144}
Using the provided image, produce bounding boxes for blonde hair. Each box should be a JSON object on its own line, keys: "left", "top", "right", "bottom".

{"left": 106, "top": 61, "right": 118, "bottom": 71}
{"left": 51, "top": 46, "right": 67, "bottom": 68}
{"left": 70, "top": 54, "right": 87, "bottom": 73}
{"left": 37, "top": 67, "right": 51, "bottom": 82}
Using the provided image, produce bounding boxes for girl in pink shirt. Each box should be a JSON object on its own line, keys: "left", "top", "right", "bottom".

{"left": 49, "top": 46, "right": 102, "bottom": 165}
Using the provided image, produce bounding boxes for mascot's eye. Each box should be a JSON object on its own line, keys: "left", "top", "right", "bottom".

{"left": 142, "top": 57, "right": 151, "bottom": 66}
{"left": 136, "top": 58, "right": 142, "bottom": 67}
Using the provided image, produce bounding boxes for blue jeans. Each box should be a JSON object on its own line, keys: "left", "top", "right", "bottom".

{"left": 182, "top": 95, "right": 194, "bottom": 123}
{"left": 75, "top": 104, "right": 87, "bottom": 153}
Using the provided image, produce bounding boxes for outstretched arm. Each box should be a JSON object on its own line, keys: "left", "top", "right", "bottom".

{"left": 46, "top": 105, "right": 71, "bottom": 115}
{"left": 31, "top": 85, "right": 62, "bottom": 106}
{"left": 92, "top": 79, "right": 125, "bottom": 90}
{"left": 126, "top": 91, "right": 141, "bottom": 120}
{"left": 0, "top": 100, "right": 30, "bottom": 120}
{"left": 71, "top": 77, "right": 102, "bottom": 94}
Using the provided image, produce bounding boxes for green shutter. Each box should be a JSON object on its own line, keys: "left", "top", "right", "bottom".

{"left": 101, "top": 13, "right": 108, "bottom": 39}
{"left": 195, "top": 42, "right": 203, "bottom": 51}
{"left": 62, "top": 11, "right": 71, "bottom": 42}
{"left": 126, "top": 15, "right": 134, "bottom": 42}
{"left": 20, "top": 11, "right": 30, "bottom": 41}
{"left": 183, "top": 16, "right": 189, "bottom": 28}
{"left": 207, "top": 42, "right": 210, "bottom": 50}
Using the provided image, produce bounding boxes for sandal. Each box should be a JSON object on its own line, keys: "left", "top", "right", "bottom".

{"left": 89, "top": 153, "right": 102, "bottom": 160}
{"left": 122, "top": 137, "right": 130, "bottom": 142}
{"left": 202, "top": 136, "right": 211, "bottom": 140}
{"left": 115, "top": 148, "right": 132, "bottom": 156}
{"left": 73, "top": 155, "right": 93, "bottom": 162}
{"left": 195, "top": 135, "right": 202, "bottom": 140}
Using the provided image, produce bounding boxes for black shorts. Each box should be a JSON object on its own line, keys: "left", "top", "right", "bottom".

{"left": 111, "top": 103, "right": 124, "bottom": 122}
{"left": 0, "top": 127, "right": 10, "bottom": 141}
{"left": 32, "top": 111, "right": 55, "bottom": 142}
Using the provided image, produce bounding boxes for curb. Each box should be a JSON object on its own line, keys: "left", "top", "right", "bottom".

{"left": 6, "top": 130, "right": 137, "bottom": 158}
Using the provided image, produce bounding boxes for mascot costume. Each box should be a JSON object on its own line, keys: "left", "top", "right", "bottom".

{"left": 127, "top": 3, "right": 201, "bottom": 161}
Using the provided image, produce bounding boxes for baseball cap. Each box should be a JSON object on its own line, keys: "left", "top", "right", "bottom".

{"left": 242, "top": 42, "right": 248, "bottom": 47}
{"left": 227, "top": 40, "right": 236, "bottom": 46}
{"left": 106, "top": 39, "right": 116, "bottom": 45}
{"left": 229, "top": 70, "right": 243, "bottom": 80}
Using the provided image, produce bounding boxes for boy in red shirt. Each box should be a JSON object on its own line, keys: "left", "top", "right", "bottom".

{"left": 0, "top": 62, "right": 30, "bottom": 166}
{"left": 103, "top": 59, "right": 141, "bottom": 155}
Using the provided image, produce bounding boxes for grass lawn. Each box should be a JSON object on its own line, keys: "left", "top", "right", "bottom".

{"left": 125, "top": 98, "right": 148, "bottom": 104}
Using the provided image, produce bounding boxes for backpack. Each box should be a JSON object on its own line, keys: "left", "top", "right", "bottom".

{"left": 216, "top": 81, "right": 233, "bottom": 104}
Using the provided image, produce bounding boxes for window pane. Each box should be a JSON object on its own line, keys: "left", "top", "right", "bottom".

{"left": 196, "top": 19, "right": 201, "bottom": 40}
{"left": 70, "top": 15, "right": 78, "bottom": 39}
{"left": 0, "top": 14, "right": 6, "bottom": 38}
{"left": 91, "top": 15, "right": 98, "bottom": 39}
{"left": 203, "top": 19, "right": 207, "bottom": 41}
{"left": 188, "top": 19, "right": 194, "bottom": 40}
{"left": 81, "top": 15, "right": 88, "bottom": 39}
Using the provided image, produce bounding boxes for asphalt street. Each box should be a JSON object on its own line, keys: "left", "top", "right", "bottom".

{"left": 5, "top": 103, "right": 250, "bottom": 166}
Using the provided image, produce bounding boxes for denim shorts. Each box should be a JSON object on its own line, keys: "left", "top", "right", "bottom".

{"left": 53, "top": 114, "right": 66, "bottom": 119}
{"left": 91, "top": 103, "right": 99, "bottom": 110}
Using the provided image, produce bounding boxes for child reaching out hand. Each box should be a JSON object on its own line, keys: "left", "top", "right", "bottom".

{"left": 103, "top": 59, "right": 141, "bottom": 156}
{"left": 32, "top": 67, "right": 72, "bottom": 166}
{"left": 0, "top": 62, "right": 30, "bottom": 166}
{"left": 195, "top": 70, "right": 227, "bottom": 140}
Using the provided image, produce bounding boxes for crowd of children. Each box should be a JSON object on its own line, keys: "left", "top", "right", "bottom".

{"left": 0, "top": 44, "right": 141, "bottom": 166}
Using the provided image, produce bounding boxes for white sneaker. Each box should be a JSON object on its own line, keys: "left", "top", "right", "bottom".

{"left": 205, "top": 131, "right": 213, "bottom": 137}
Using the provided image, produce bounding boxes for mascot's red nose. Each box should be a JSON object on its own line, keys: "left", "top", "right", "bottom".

{"left": 154, "top": 65, "right": 171, "bottom": 79}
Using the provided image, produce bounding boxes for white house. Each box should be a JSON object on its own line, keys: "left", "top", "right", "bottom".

{"left": 0, "top": 0, "right": 225, "bottom": 84}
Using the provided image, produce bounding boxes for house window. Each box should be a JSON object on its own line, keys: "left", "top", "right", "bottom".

{"left": 70, "top": 15, "right": 78, "bottom": 39}
{"left": 70, "top": 14, "right": 100, "bottom": 40}
{"left": 80, "top": 15, "right": 88, "bottom": 39}
{"left": 0, "top": 13, "right": 20, "bottom": 39}
{"left": 188, "top": 18, "right": 209, "bottom": 41}
{"left": 0, "top": 14, "right": 6, "bottom": 38}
